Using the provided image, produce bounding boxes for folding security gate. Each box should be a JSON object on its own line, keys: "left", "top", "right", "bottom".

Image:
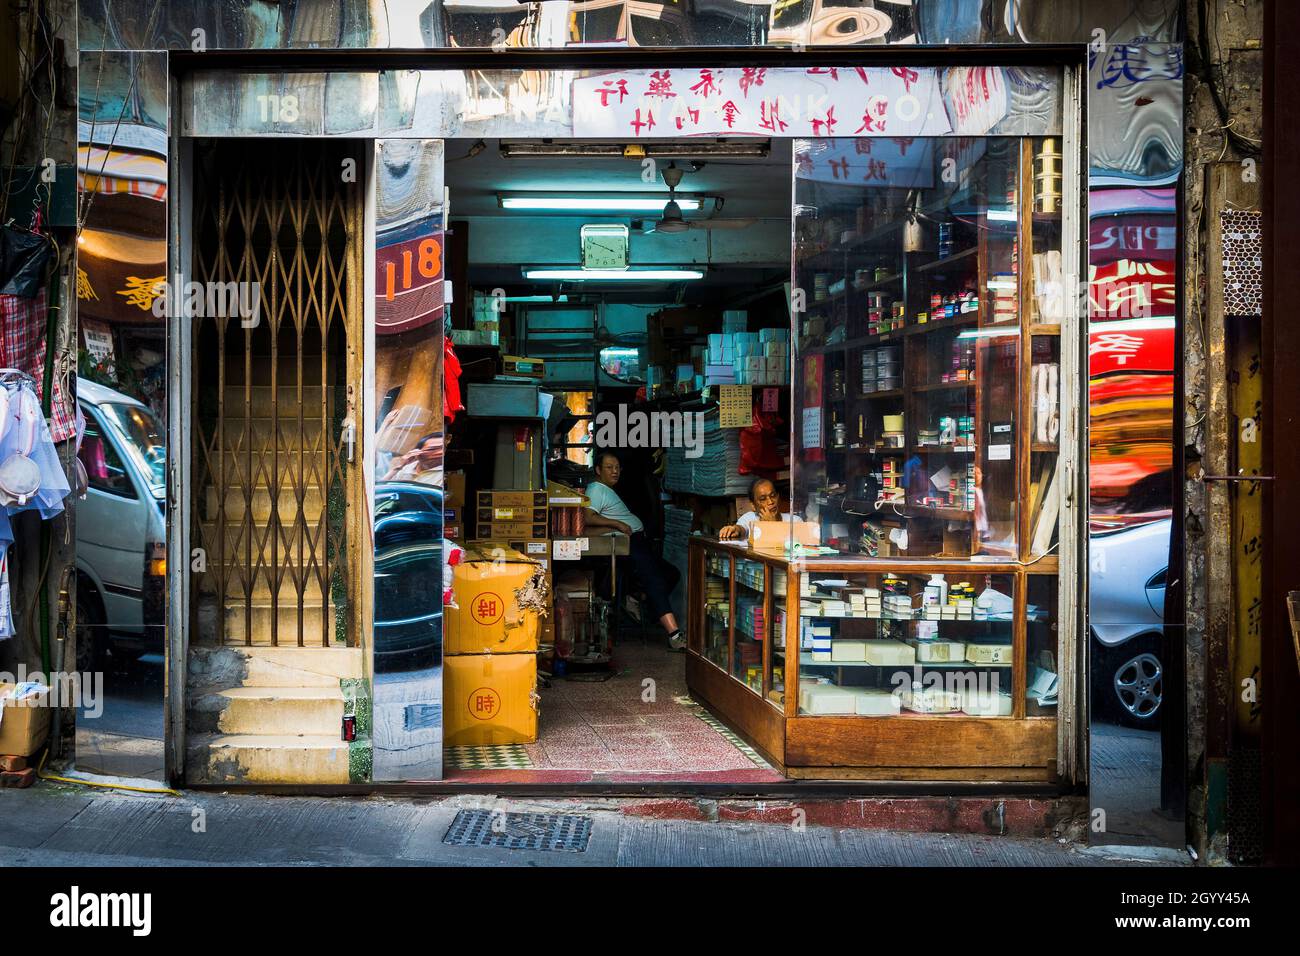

{"left": 189, "top": 140, "right": 364, "bottom": 648}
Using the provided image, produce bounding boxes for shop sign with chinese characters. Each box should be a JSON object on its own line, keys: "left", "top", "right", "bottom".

{"left": 572, "top": 66, "right": 954, "bottom": 139}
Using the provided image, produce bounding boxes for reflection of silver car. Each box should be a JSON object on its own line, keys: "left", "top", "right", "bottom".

{"left": 1090, "top": 517, "right": 1170, "bottom": 725}
{"left": 75, "top": 378, "right": 166, "bottom": 670}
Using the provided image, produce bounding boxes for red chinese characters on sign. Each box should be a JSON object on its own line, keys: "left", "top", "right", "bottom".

{"left": 807, "top": 67, "right": 840, "bottom": 81}
{"left": 891, "top": 66, "right": 919, "bottom": 94}
{"left": 469, "top": 687, "right": 503, "bottom": 721}
{"left": 690, "top": 69, "right": 720, "bottom": 98}
{"left": 855, "top": 99, "right": 888, "bottom": 134}
{"left": 1088, "top": 259, "right": 1176, "bottom": 319}
{"left": 738, "top": 67, "right": 766, "bottom": 98}
{"left": 828, "top": 157, "right": 850, "bottom": 180}
{"left": 647, "top": 70, "right": 676, "bottom": 98}
{"left": 596, "top": 78, "right": 628, "bottom": 106}
{"left": 675, "top": 107, "right": 701, "bottom": 131}
{"left": 470, "top": 591, "right": 505, "bottom": 626}
{"left": 811, "top": 105, "right": 837, "bottom": 136}
{"left": 720, "top": 100, "right": 740, "bottom": 128}
{"left": 1089, "top": 323, "right": 1175, "bottom": 376}
{"left": 758, "top": 99, "right": 787, "bottom": 133}
{"left": 630, "top": 108, "right": 656, "bottom": 136}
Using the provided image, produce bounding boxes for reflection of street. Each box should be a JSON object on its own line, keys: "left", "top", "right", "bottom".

{"left": 372, "top": 665, "right": 442, "bottom": 781}
{"left": 1089, "top": 721, "right": 1182, "bottom": 847}
{"left": 75, "top": 652, "right": 164, "bottom": 781}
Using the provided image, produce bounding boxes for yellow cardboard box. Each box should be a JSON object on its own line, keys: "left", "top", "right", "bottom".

{"left": 0, "top": 683, "right": 51, "bottom": 757}
{"left": 445, "top": 543, "right": 542, "bottom": 654}
{"left": 444, "top": 652, "right": 538, "bottom": 746}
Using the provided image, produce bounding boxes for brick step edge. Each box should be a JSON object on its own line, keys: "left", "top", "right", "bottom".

{"left": 0, "top": 755, "right": 28, "bottom": 772}
{"left": 617, "top": 795, "right": 1085, "bottom": 838}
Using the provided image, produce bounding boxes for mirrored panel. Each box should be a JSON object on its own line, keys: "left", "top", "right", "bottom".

{"left": 371, "top": 139, "right": 446, "bottom": 781}
{"left": 74, "top": 50, "right": 169, "bottom": 780}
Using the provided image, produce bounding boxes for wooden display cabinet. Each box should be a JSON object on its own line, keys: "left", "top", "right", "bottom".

{"left": 686, "top": 538, "right": 1061, "bottom": 781}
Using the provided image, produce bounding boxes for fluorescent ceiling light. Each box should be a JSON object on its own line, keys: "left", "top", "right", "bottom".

{"left": 986, "top": 208, "right": 1018, "bottom": 222}
{"left": 505, "top": 294, "right": 569, "bottom": 303}
{"left": 500, "top": 193, "right": 703, "bottom": 212}
{"left": 524, "top": 268, "right": 705, "bottom": 281}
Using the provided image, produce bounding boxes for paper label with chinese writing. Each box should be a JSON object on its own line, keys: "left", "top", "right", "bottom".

{"left": 719, "top": 385, "right": 753, "bottom": 428}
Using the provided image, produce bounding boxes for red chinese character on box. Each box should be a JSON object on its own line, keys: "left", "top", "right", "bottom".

{"left": 647, "top": 70, "right": 676, "bottom": 98}
{"left": 690, "top": 69, "right": 720, "bottom": 99}
{"left": 720, "top": 100, "right": 740, "bottom": 128}
{"left": 596, "top": 78, "right": 629, "bottom": 106}
{"left": 469, "top": 686, "right": 503, "bottom": 721}
{"left": 738, "top": 67, "right": 767, "bottom": 98}
{"left": 758, "top": 99, "right": 787, "bottom": 133}
{"left": 891, "top": 66, "right": 919, "bottom": 94}
{"left": 811, "top": 105, "right": 836, "bottom": 136}
{"left": 630, "top": 107, "right": 656, "bottom": 136}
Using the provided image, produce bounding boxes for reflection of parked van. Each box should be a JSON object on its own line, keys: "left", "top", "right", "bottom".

{"left": 75, "top": 378, "right": 166, "bottom": 670}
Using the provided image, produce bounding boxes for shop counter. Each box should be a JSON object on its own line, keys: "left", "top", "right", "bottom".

{"left": 686, "top": 537, "right": 1061, "bottom": 781}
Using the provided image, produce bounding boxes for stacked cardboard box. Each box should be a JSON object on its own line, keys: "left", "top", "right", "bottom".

{"left": 443, "top": 544, "right": 545, "bottom": 746}
{"left": 0, "top": 682, "right": 49, "bottom": 788}
{"left": 476, "top": 490, "right": 548, "bottom": 540}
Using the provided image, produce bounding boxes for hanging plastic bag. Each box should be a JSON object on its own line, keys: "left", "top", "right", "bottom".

{"left": 0, "top": 226, "right": 52, "bottom": 298}
{"left": 0, "top": 384, "right": 42, "bottom": 506}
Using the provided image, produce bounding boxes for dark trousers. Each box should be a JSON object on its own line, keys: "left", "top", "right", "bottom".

{"left": 625, "top": 531, "right": 680, "bottom": 622}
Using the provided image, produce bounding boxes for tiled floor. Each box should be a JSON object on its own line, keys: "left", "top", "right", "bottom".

{"left": 445, "top": 641, "right": 784, "bottom": 784}
{"left": 527, "top": 641, "right": 766, "bottom": 773}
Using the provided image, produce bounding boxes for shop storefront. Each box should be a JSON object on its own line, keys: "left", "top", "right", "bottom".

{"left": 74, "top": 2, "right": 1182, "bottom": 813}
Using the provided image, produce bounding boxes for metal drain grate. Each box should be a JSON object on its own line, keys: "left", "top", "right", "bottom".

{"left": 443, "top": 809, "right": 593, "bottom": 852}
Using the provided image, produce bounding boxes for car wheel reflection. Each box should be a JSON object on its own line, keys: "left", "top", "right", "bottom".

{"left": 374, "top": 482, "right": 443, "bottom": 674}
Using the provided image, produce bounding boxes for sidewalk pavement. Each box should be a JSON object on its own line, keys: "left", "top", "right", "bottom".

{"left": 0, "top": 782, "right": 1189, "bottom": 867}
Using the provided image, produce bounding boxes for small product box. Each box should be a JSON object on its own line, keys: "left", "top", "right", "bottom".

{"left": 900, "top": 684, "right": 963, "bottom": 714}
{"left": 0, "top": 682, "right": 51, "bottom": 757}
{"left": 909, "top": 639, "right": 967, "bottom": 663}
{"left": 861, "top": 639, "right": 917, "bottom": 666}
{"left": 830, "top": 640, "right": 870, "bottom": 663}
{"left": 961, "top": 688, "right": 1014, "bottom": 716}
{"left": 965, "top": 643, "right": 1014, "bottom": 664}
{"left": 798, "top": 684, "right": 859, "bottom": 716}
{"left": 855, "top": 688, "right": 902, "bottom": 716}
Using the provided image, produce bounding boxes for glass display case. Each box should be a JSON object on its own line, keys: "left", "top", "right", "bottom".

{"left": 791, "top": 137, "right": 1063, "bottom": 563}
{"left": 684, "top": 133, "right": 1072, "bottom": 781}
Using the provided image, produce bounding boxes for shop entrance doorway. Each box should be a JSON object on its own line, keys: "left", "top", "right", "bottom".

{"left": 184, "top": 139, "right": 367, "bottom": 785}
{"left": 441, "top": 138, "right": 792, "bottom": 782}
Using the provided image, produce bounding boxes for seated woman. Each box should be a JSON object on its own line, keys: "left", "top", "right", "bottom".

{"left": 719, "top": 477, "right": 797, "bottom": 541}
{"left": 583, "top": 450, "right": 685, "bottom": 650}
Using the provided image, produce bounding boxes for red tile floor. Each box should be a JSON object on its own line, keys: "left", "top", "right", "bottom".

{"left": 445, "top": 640, "right": 785, "bottom": 784}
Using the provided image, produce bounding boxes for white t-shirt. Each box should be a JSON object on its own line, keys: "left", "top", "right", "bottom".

{"left": 736, "top": 511, "right": 797, "bottom": 536}
{"left": 585, "top": 481, "right": 644, "bottom": 534}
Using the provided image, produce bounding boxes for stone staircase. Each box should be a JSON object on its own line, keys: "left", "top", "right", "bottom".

{"left": 186, "top": 645, "right": 368, "bottom": 785}
{"left": 187, "top": 373, "right": 368, "bottom": 785}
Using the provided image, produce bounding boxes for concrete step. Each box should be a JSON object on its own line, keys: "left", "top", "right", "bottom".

{"left": 188, "top": 644, "right": 362, "bottom": 689}
{"left": 186, "top": 733, "right": 350, "bottom": 785}
{"left": 189, "top": 686, "right": 345, "bottom": 736}
{"left": 222, "top": 386, "right": 336, "bottom": 420}
{"left": 222, "top": 601, "right": 330, "bottom": 647}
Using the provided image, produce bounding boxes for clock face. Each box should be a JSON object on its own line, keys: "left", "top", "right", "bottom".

{"left": 580, "top": 224, "right": 629, "bottom": 271}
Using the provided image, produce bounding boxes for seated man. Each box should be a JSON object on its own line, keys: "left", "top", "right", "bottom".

{"left": 719, "top": 477, "right": 794, "bottom": 541}
{"left": 583, "top": 451, "right": 685, "bottom": 650}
